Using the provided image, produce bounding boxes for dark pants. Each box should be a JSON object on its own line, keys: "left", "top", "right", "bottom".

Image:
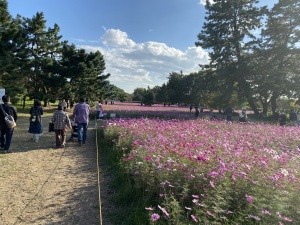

{"left": 0, "top": 126, "right": 14, "bottom": 150}
{"left": 55, "top": 129, "right": 66, "bottom": 147}
{"left": 226, "top": 115, "right": 232, "bottom": 121}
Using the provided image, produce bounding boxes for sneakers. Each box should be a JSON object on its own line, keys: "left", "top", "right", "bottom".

{"left": 3, "top": 150, "right": 12, "bottom": 154}
{"left": 78, "top": 142, "right": 82, "bottom": 146}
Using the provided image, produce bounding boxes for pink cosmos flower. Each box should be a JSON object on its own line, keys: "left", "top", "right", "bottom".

{"left": 245, "top": 194, "right": 254, "bottom": 203}
{"left": 276, "top": 212, "right": 282, "bottom": 218}
{"left": 145, "top": 207, "right": 154, "bottom": 210}
{"left": 210, "top": 180, "right": 215, "bottom": 188}
{"left": 261, "top": 209, "right": 271, "bottom": 215}
{"left": 158, "top": 205, "right": 169, "bottom": 217}
{"left": 150, "top": 213, "right": 160, "bottom": 221}
{"left": 191, "top": 214, "right": 198, "bottom": 222}
{"left": 209, "top": 171, "right": 218, "bottom": 178}
{"left": 283, "top": 217, "right": 292, "bottom": 222}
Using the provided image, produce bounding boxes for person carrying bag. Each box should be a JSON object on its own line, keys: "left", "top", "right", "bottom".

{"left": 0, "top": 95, "right": 18, "bottom": 153}
{"left": 52, "top": 105, "right": 71, "bottom": 148}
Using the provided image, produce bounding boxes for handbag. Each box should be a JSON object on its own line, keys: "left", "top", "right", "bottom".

{"left": 0, "top": 104, "right": 16, "bottom": 129}
{"left": 63, "top": 126, "right": 67, "bottom": 133}
{"left": 48, "top": 122, "right": 55, "bottom": 132}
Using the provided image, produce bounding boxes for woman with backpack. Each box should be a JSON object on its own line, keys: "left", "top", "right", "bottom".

{"left": 28, "top": 99, "right": 43, "bottom": 142}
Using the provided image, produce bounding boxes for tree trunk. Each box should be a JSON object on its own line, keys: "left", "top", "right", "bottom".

{"left": 262, "top": 102, "right": 268, "bottom": 114}
{"left": 270, "top": 95, "right": 277, "bottom": 115}
{"left": 247, "top": 96, "right": 260, "bottom": 115}
{"left": 22, "top": 96, "right": 26, "bottom": 109}
{"left": 43, "top": 100, "right": 48, "bottom": 107}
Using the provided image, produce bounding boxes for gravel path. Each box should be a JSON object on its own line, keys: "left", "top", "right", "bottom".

{"left": 0, "top": 116, "right": 105, "bottom": 225}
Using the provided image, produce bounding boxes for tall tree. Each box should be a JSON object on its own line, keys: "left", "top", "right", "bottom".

{"left": 167, "top": 71, "right": 186, "bottom": 105}
{"left": 0, "top": 0, "right": 12, "bottom": 78}
{"left": 252, "top": 0, "right": 300, "bottom": 113}
{"left": 196, "top": 0, "right": 267, "bottom": 114}
{"left": 59, "top": 43, "right": 110, "bottom": 103}
{"left": 155, "top": 83, "right": 168, "bottom": 104}
{"left": 132, "top": 87, "right": 146, "bottom": 103}
{"left": 0, "top": 2, "right": 30, "bottom": 104}
{"left": 21, "top": 12, "right": 63, "bottom": 106}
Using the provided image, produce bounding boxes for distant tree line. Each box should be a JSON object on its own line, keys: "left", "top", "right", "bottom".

{"left": 0, "top": 0, "right": 129, "bottom": 107}
{"left": 132, "top": 0, "right": 300, "bottom": 115}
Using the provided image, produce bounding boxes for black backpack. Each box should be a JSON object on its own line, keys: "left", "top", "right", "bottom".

{"left": 30, "top": 107, "right": 41, "bottom": 124}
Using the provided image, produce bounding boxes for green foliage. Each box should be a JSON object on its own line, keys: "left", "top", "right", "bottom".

{"left": 98, "top": 128, "right": 151, "bottom": 225}
{"left": 142, "top": 88, "right": 155, "bottom": 106}
{"left": 132, "top": 88, "right": 146, "bottom": 102}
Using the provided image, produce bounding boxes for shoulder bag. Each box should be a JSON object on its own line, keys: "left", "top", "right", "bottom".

{"left": 0, "top": 104, "right": 16, "bottom": 129}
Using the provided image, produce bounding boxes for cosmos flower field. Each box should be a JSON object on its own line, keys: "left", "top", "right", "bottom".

{"left": 101, "top": 102, "right": 300, "bottom": 224}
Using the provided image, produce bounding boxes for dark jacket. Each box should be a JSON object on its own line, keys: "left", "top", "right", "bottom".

{"left": 0, "top": 103, "right": 18, "bottom": 128}
{"left": 289, "top": 112, "right": 297, "bottom": 121}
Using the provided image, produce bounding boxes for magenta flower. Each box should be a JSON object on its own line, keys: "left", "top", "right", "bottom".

{"left": 245, "top": 194, "right": 254, "bottom": 203}
{"left": 158, "top": 205, "right": 169, "bottom": 217}
{"left": 191, "top": 214, "right": 198, "bottom": 222}
{"left": 283, "top": 217, "right": 292, "bottom": 222}
{"left": 145, "top": 207, "right": 154, "bottom": 210}
{"left": 150, "top": 213, "right": 160, "bottom": 221}
{"left": 209, "top": 171, "right": 218, "bottom": 178}
{"left": 261, "top": 209, "right": 271, "bottom": 215}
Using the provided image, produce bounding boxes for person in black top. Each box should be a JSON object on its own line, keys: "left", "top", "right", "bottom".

{"left": 225, "top": 105, "right": 234, "bottom": 122}
{"left": 278, "top": 111, "right": 287, "bottom": 126}
{"left": 0, "top": 95, "right": 18, "bottom": 153}
{"left": 289, "top": 109, "right": 297, "bottom": 126}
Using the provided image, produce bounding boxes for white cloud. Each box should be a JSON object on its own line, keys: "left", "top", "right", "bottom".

{"left": 199, "top": 0, "right": 214, "bottom": 5}
{"left": 101, "top": 29, "right": 135, "bottom": 48}
{"left": 78, "top": 29, "right": 210, "bottom": 94}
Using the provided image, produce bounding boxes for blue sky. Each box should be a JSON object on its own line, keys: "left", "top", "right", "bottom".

{"left": 8, "top": 0, "right": 277, "bottom": 93}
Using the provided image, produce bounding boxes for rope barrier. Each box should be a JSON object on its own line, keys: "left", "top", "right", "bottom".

{"left": 95, "top": 115, "right": 103, "bottom": 225}
{"left": 13, "top": 146, "right": 66, "bottom": 225}
{"left": 11, "top": 114, "right": 103, "bottom": 225}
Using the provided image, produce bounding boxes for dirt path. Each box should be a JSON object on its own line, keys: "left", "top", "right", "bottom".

{"left": 0, "top": 116, "right": 103, "bottom": 225}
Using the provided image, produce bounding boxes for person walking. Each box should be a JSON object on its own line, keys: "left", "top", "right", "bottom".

{"left": 52, "top": 105, "right": 71, "bottom": 148}
{"left": 225, "top": 105, "right": 234, "bottom": 122}
{"left": 59, "top": 99, "right": 67, "bottom": 111}
{"left": 289, "top": 109, "right": 297, "bottom": 126}
{"left": 195, "top": 106, "right": 200, "bottom": 118}
{"left": 278, "top": 111, "right": 287, "bottom": 126}
{"left": 96, "top": 100, "right": 104, "bottom": 119}
{"left": 73, "top": 97, "right": 90, "bottom": 146}
{"left": 297, "top": 111, "right": 300, "bottom": 127}
{"left": 28, "top": 99, "right": 43, "bottom": 143}
{"left": 0, "top": 95, "right": 18, "bottom": 153}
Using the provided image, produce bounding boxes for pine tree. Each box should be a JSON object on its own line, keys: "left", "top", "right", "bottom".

{"left": 257, "top": 0, "right": 300, "bottom": 113}
{"left": 196, "top": 0, "right": 267, "bottom": 114}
